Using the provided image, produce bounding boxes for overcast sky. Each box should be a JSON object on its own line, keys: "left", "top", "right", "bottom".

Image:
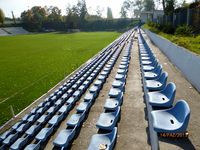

{"left": 0, "top": 0, "right": 194, "bottom": 18}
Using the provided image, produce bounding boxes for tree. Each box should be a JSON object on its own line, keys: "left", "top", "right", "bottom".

{"left": 77, "top": 0, "right": 87, "bottom": 23}
{"left": 159, "top": 0, "right": 176, "bottom": 14}
{"left": 21, "top": 6, "right": 46, "bottom": 30}
{"left": 120, "top": 1, "right": 130, "bottom": 18}
{"left": 107, "top": 7, "right": 113, "bottom": 19}
{"left": 121, "top": 0, "right": 138, "bottom": 18}
{"left": 0, "top": 8, "right": 5, "bottom": 24}
{"left": 165, "top": 0, "right": 176, "bottom": 14}
{"left": 65, "top": 5, "right": 80, "bottom": 29}
{"left": 47, "top": 6, "right": 62, "bottom": 22}
{"left": 96, "top": 6, "right": 104, "bottom": 17}
{"left": 134, "top": 0, "right": 144, "bottom": 11}
{"left": 143, "top": 0, "right": 155, "bottom": 11}
{"left": 120, "top": 7, "right": 128, "bottom": 18}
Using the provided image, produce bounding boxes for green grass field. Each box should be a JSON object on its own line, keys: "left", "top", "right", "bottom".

{"left": 0, "top": 32, "right": 121, "bottom": 125}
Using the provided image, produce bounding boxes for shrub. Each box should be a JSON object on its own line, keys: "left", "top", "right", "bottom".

{"left": 161, "top": 23, "right": 175, "bottom": 34}
{"left": 175, "top": 25, "right": 193, "bottom": 36}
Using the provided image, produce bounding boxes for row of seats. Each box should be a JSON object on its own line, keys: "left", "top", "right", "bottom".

{"left": 2, "top": 49, "right": 113, "bottom": 150}
{"left": 0, "top": 29, "right": 133, "bottom": 150}
{"left": 53, "top": 38, "right": 125, "bottom": 149}
{"left": 88, "top": 36, "right": 133, "bottom": 150}
{"left": 138, "top": 29, "right": 190, "bottom": 134}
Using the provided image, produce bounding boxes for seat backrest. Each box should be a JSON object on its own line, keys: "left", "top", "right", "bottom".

{"left": 113, "top": 106, "right": 121, "bottom": 116}
{"left": 162, "top": 82, "right": 176, "bottom": 100}
{"left": 155, "top": 64, "right": 162, "bottom": 74}
{"left": 157, "top": 72, "right": 168, "bottom": 83}
{"left": 171, "top": 100, "right": 190, "bottom": 124}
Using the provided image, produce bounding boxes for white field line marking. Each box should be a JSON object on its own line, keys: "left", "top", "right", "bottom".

{"left": 0, "top": 72, "right": 52, "bottom": 105}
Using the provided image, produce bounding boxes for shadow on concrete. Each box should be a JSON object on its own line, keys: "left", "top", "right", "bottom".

{"left": 159, "top": 136, "right": 196, "bottom": 150}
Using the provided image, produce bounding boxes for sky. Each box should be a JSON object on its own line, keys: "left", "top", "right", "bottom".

{"left": 0, "top": 0, "right": 194, "bottom": 18}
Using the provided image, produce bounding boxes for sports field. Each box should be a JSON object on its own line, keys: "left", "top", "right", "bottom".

{"left": 0, "top": 32, "right": 121, "bottom": 125}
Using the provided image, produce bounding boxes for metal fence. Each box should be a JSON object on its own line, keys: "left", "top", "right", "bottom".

{"left": 157, "top": 7, "right": 200, "bottom": 31}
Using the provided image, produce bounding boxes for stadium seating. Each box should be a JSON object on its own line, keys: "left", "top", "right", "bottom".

{"left": 88, "top": 127, "right": 117, "bottom": 150}
{"left": 138, "top": 28, "right": 190, "bottom": 149}
{"left": 148, "top": 82, "right": 176, "bottom": 107}
{"left": 151, "top": 100, "right": 190, "bottom": 133}
{"left": 88, "top": 34, "right": 133, "bottom": 149}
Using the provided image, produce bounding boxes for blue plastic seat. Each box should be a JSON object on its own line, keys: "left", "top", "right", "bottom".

{"left": 98, "top": 75, "right": 106, "bottom": 82}
{"left": 16, "top": 123, "right": 30, "bottom": 133}
{"left": 10, "top": 136, "right": 29, "bottom": 150}
{"left": 84, "top": 93, "right": 95, "bottom": 102}
{"left": 3, "top": 133, "right": 18, "bottom": 145}
{"left": 148, "top": 82, "right": 176, "bottom": 107}
{"left": 35, "top": 126, "right": 54, "bottom": 142}
{"left": 37, "top": 114, "right": 50, "bottom": 124}
{"left": 55, "top": 99, "right": 62, "bottom": 106}
{"left": 96, "top": 107, "right": 120, "bottom": 130}
{"left": 76, "top": 101, "right": 92, "bottom": 113}
{"left": 67, "top": 111, "right": 86, "bottom": 127}
{"left": 48, "top": 113, "right": 64, "bottom": 126}
{"left": 112, "top": 80, "right": 125, "bottom": 91}
{"left": 53, "top": 127, "right": 76, "bottom": 148}
{"left": 100, "top": 71, "right": 109, "bottom": 77}
{"left": 117, "top": 69, "right": 127, "bottom": 75}
{"left": 0, "top": 130, "right": 12, "bottom": 142}
{"left": 26, "top": 124, "right": 41, "bottom": 136}
{"left": 146, "top": 72, "right": 168, "bottom": 91}
{"left": 67, "top": 96, "right": 77, "bottom": 105}
{"left": 12, "top": 121, "right": 22, "bottom": 130}
{"left": 104, "top": 93, "right": 123, "bottom": 111}
{"left": 89, "top": 85, "right": 99, "bottom": 97}
{"left": 119, "top": 64, "right": 128, "bottom": 69}
{"left": 58, "top": 104, "right": 71, "bottom": 114}
{"left": 151, "top": 100, "right": 190, "bottom": 133}
{"left": 143, "top": 60, "right": 158, "bottom": 72}
{"left": 109, "top": 88, "right": 122, "bottom": 98}
{"left": 24, "top": 142, "right": 41, "bottom": 150}
{"left": 115, "top": 74, "right": 126, "bottom": 82}
{"left": 144, "top": 64, "right": 162, "bottom": 80}
{"left": 88, "top": 127, "right": 117, "bottom": 150}
{"left": 47, "top": 106, "right": 56, "bottom": 114}
{"left": 94, "top": 80, "right": 103, "bottom": 90}
{"left": 73, "top": 90, "right": 81, "bottom": 98}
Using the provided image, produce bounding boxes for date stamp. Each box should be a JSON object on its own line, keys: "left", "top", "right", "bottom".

{"left": 159, "top": 132, "right": 189, "bottom": 138}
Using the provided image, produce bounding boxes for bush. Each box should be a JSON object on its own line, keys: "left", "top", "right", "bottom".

{"left": 175, "top": 25, "right": 193, "bottom": 36}
{"left": 161, "top": 23, "right": 175, "bottom": 34}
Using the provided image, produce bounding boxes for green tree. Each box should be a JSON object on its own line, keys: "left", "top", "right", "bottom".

{"left": 65, "top": 5, "right": 80, "bottom": 29}
{"left": 77, "top": 0, "right": 87, "bottom": 24}
{"left": 159, "top": 0, "right": 176, "bottom": 14}
{"left": 120, "top": 1, "right": 130, "bottom": 18}
{"left": 165, "top": 0, "right": 176, "bottom": 14}
{"left": 134, "top": 0, "right": 144, "bottom": 11}
{"left": 96, "top": 6, "right": 104, "bottom": 17}
{"left": 107, "top": 7, "right": 113, "bottom": 19}
{"left": 21, "top": 6, "right": 46, "bottom": 30}
{"left": 143, "top": 0, "right": 155, "bottom": 11}
{"left": 47, "top": 6, "right": 62, "bottom": 22}
{"left": 120, "top": 7, "right": 128, "bottom": 18}
{"left": 0, "top": 8, "right": 5, "bottom": 24}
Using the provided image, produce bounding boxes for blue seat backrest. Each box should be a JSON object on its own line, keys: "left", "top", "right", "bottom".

{"left": 155, "top": 64, "right": 162, "bottom": 74}
{"left": 158, "top": 72, "right": 168, "bottom": 83}
{"left": 163, "top": 82, "right": 176, "bottom": 100}
{"left": 170, "top": 100, "right": 190, "bottom": 123}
